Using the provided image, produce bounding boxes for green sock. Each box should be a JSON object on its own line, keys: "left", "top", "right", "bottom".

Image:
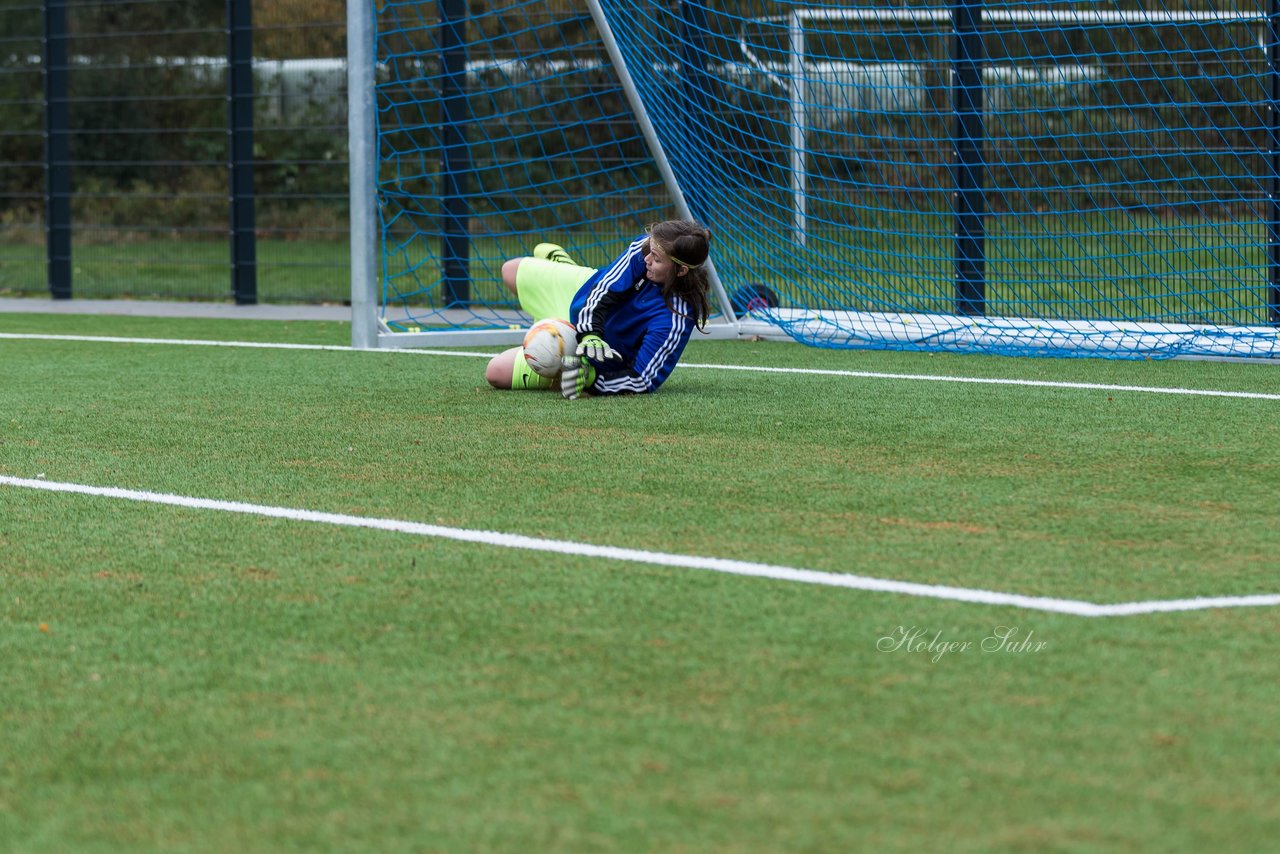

{"left": 511, "top": 355, "right": 555, "bottom": 390}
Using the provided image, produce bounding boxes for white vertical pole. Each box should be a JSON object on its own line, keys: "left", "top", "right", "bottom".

{"left": 789, "top": 10, "right": 806, "bottom": 248}
{"left": 585, "top": 0, "right": 739, "bottom": 324}
{"left": 347, "top": 0, "right": 378, "bottom": 348}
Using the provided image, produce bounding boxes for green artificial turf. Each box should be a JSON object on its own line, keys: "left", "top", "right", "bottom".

{"left": 2, "top": 312, "right": 1279, "bottom": 852}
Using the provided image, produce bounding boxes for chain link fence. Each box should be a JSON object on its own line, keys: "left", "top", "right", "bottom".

{"left": 0, "top": 0, "right": 350, "bottom": 304}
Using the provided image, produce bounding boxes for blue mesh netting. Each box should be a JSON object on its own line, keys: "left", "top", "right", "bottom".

{"left": 377, "top": 1, "right": 1280, "bottom": 358}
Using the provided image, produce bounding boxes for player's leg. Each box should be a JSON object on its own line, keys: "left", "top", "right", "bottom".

{"left": 509, "top": 255, "right": 594, "bottom": 322}
{"left": 501, "top": 244, "right": 579, "bottom": 299}
{"left": 501, "top": 258, "right": 525, "bottom": 296}
{"left": 491, "top": 244, "right": 592, "bottom": 391}
{"left": 485, "top": 346, "right": 555, "bottom": 391}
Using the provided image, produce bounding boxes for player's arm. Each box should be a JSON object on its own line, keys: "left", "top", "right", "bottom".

{"left": 562, "top": 321, "right": 684, "bottom": 399}
{"left": 590, "top": 303, "right": 692, "bottom": 395}
{"left": 572, "top": 237, "right": 646, "bottom": 341}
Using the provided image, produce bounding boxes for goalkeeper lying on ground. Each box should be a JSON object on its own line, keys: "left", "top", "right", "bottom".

{"left": 484, "top": 219, "right": 712, "bottom": 399}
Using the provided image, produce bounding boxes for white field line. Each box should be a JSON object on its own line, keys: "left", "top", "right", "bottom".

{"left": 2, "top": 331, "right": 1279, "bottom": 401}
{"left": 0, "top": 332, "right": 497, "bottom": 359}
{"left": 2, "top": 475, "right": 1278, "bottom": 618}
{"left": 679, "top": 363, "right": 1280, "bottom": 402}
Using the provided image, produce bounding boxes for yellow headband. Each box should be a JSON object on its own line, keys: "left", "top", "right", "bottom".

{"left": 649, "top": 235, "right": 705, "bottom": 269}
{"left": 668, "top": 254, "right": 702, "bottom": 269}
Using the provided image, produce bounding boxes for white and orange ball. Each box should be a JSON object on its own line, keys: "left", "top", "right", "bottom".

{"left": 521, "top": 318, "right": 577, "bottom": 378}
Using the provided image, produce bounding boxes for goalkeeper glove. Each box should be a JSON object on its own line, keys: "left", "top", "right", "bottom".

{"left": 560, "top": 355, "right": 597, "bottom": 400}
{"left": 576, "top": 333, "right": 621, "bottom": 363}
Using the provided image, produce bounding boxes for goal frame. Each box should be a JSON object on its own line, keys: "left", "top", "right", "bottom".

{"left": 348, "top": 1, "right": 1280, "bottom": 360}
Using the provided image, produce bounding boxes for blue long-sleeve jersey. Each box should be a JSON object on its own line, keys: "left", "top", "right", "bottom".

{"left": 570, "top": 236, "right": 695, "bottom": 395}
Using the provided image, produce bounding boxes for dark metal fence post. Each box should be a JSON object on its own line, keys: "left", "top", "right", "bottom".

{"left": 679, "top": 0, "right": 712, "bottom": 223}
{"left": 1269, "top": 0, "right": 1280, "bottom": 324}
{"left": 441, "top": 0, "right": 471, "bottom": 305}
{"left": 953, "top": 0, "right": 986, "bottom": 317}
{"left": 228, "top": 0, "right": 257, "bottom": 305}
{"left": 679, "top": 0, "right": 711, "bottom": 106}
{"left": 44, "top": 0, "right": 72, "bottom": 300}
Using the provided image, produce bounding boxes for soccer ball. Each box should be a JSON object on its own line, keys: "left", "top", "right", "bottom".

{"left": 521, "top": 318, "right": 576, "bottom": 378}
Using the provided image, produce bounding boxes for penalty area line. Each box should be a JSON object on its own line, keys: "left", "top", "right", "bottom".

{"left": 2, "top": 475, "right": 1278, "bottom": 618}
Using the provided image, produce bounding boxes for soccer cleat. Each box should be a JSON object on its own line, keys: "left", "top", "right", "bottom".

{"left": 559, "top": 355, "right": 596, "bottom": 400}
{"left": 533, "top": 242, "right": 576, "bottom": 265}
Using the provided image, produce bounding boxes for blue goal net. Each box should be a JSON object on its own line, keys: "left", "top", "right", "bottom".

{"left": 373, "top": 1, "right": 1280, "bottom": 359}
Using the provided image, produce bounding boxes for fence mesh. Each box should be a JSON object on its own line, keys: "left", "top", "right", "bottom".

{"left": 0, "top": 0, "right": 351, "bottom": 304}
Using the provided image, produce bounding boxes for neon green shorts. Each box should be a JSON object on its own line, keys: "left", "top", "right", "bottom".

{"left": 516, "top": 258, "right": 595, "bottom": 323}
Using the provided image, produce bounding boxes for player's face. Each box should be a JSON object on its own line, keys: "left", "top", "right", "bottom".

{"left": 644, "top": 241, "right": 686, "bottom": 285}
